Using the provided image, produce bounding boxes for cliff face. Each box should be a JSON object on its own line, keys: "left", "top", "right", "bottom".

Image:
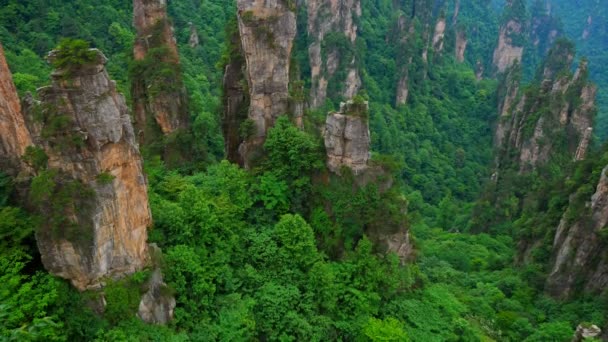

{"left": 308, "top": 0, "right": 362, "bottom": 108}
{"left": 132, "top": 0, "right": 189, "bottom": 147}
{"left": 455, "top": 30, "right": 467, "bottom": 62}
{"left": 432, "top": 17, "right": 446, "bottom": 53}
{"left": 395, "top": 14, "right": 413, "bottom": 106}
{"left": 323, "top": 100, "right": 370, "bottom": 175}
{"left": 235, "top": 0, "right": 296, "bottom": 166}
{"left": 494, "top": 41, "right": 595, "bottom": 173}
{"left": 0, "top": 44, "right": 33, "bottom": 174}
{"left": 546, "top": 165, "right": 608, "bottom": 298}
{"left": 25, "top": 50, "right": 151, "bottom": 291}
{"left": 222, "top": 29, "right": 249, "bottom": 166}
{"left": 493, "top": 1, "right": 526, "bottom": 73}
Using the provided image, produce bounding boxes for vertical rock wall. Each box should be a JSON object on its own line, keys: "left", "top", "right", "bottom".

{"left": 546, "top": 165, "right": 608, "bottom": 298}
{"left": 323, "top": 100, "right": 370, "bottom": 175}
{"left": 307, "top": 0, "right": 362, "bottom": 108}
{"left": 494, "top": 41, "right": 595, "bottom": 173}
{"left": 493, "top": 0, "right": 526, "bottom": 73}
{"left": 25, "top": 50, "right": 151, "bottom": 291}
{"left": 235, "top": 0, "right": 297, "bottom": 166}
{"left": 132, "top": 0, "right": 189, "bottom": 145}
{"left": 0, "top": 44, "right": 33, "bottom": 174}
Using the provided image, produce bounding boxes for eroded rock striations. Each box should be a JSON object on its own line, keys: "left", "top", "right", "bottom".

{"left": 493, "top": 0, "right": 526, "bottom": 73}
{"left": 308, "top": 0, "right": 362, "bottom": 108}
{"left": 235, "top": 0, "right": 296, "bottom": 166}
{"left": 494, "top": 40, "right": 595, "bottom": 174}
{"left": 132, "top": 0, "right": 189, "bottom": 147}
{"left": 24, "top": 49, "right": 151, "bottom": 291}
{"left": 0, "top": 44, "right": 33, "bottom": 174}
{"left": 323, "top": 100, "right": 370, "bottom": 175}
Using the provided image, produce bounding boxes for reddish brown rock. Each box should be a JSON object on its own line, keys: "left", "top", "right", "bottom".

{"left": 0, "top": 44, "right": 33, "bottom": 174}
{"left": 25, "top": 49, "right": 151, "bottom": 291}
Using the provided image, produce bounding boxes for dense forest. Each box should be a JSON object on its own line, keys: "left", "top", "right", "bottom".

{"left": 1, "top": 0, "right": 608, "bottom": 341}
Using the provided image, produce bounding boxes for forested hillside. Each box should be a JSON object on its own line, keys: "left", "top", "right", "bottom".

{"left": 0, "top": 0, "right": 607, "bottom": 341}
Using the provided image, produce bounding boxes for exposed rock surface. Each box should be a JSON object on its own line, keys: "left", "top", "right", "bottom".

{"left": 25, "top": 50, "right": 151, "bottom": 291}
{"left": 395, "top": 14, "right": 413, "bottom": 106}
{"left": 545, "top": 166, "right": 608, "bottom": 298}
{"left": 571, "top": 324, "right": 602, "bottom": 342}
{"left": 494, "top": 42, "right": 595, "bottom": 173}
{"left": 132, "top": 0, "right": 189, "bottom": 145}
{"left": 455, "top": 30, "right": 467, "bottom": 62}
{"left": 138, "top": 245, "right": 176, "bottom": 324}
{"left": 222, "top": 39, "right": 248, "bottom": 166}
{"left": 308, "top": 0, "right": 362, "bottom": 108}
{"left": 0, "top": 44, "right": 33, "bottom": 174}
{"left": 235, "top": 0, "right": 296, "bottom": 166}
{"left": 493, "top": 1, "right": 526, "bottom": 73}
{"left": 188, "top": 22, "right": 200, "bottom": 48}
{"left": 323, "top": 100, "right": 370, "bottom": 175}
{"left": 432, "top": 17, "right": 446, "bottom": 53}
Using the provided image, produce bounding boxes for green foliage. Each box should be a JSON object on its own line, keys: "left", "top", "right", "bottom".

{"left": 1, "top": 1, "right": 607, "bottom": 341}
{"left": 22, "top": 146, "right": 49, "bottom": 172}
{"left": 50, "top": 38, "right": 97, "bottom": 72}
{"left": 96, "top": 172, "right": 115, "bottom": 185}
{"left": 362, "top": 317, "right": 409, "bottom": 342}
{"left": 103, "top": 277, "right": 145, "bottom": 325}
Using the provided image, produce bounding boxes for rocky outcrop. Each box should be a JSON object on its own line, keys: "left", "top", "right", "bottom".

{"left": 24, "top": 49, "right": 151, "bottom": 291}
{"left": 455, "top": 30, "right": 467, "bottom": 62}
{"left": 188, "top": 22, "right": 200, "bottom": 48}
{"left": 582, "top": 15, "right": 592, "bottom": 40}
{"left": 235, "top": 0, "right": 296, "bottom": 166}
{"left": 308, "top": 0, "right": 362, "bottom": 108}
{"left": 546, "top": 166, "right": 608, "bottom": 298}
{"left": 137, "top": 245, "right": 175, "bottom": 324}
{"left": 572, "top": 324, "right": 602, "bottom": 342}
{"left": 0, "top": 44, "right": 33, "bottom": 174}
{"left": 494, "top": 40, "right": 595, "bottom": 173}
{"left": 432, "top": 17, "right": 446, "bottom": 53}
{"left": 132, "top": 0, "right": 189, "bottom": 148}
{"left": 323, "top": 100, "right": 370, "bottom": 175}
{"left": 493, "top": 0, "right": 526, "bottom": 73}
{"left": 529, "top": 1, "right": 561, "bottom": 58}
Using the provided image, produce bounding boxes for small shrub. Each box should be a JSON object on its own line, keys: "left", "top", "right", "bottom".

{"left": 96, "top": 172, "right": 116, "bottom": 185}
{"left": 51, "top": 39, "right": 98, "bottom": 72}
